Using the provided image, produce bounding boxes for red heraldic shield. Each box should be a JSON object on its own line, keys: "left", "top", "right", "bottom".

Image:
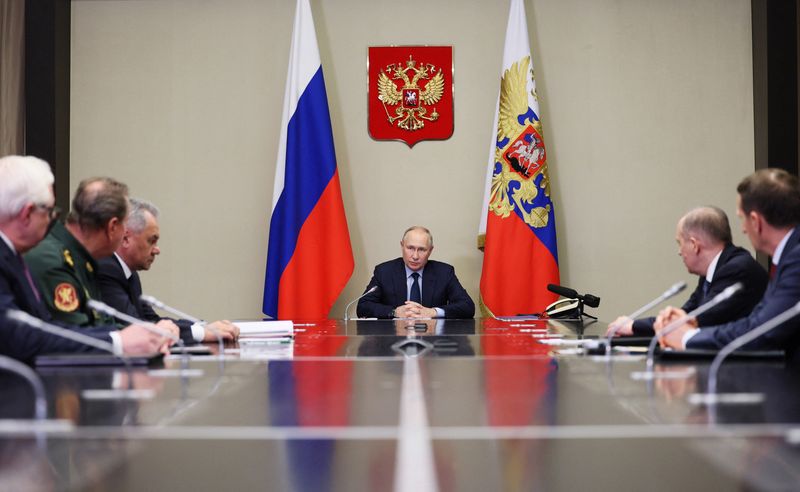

{"left": 368, "top": 46, "right": 454, "bottom": 147}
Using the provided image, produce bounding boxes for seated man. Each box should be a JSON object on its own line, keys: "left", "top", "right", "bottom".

{"left": 607, "top": 206, "right": 767, "bottom": 337}
{"left": 357, "top": 226, "right": 475, "bottom": 319}
{"left": 0, "top": 155, "right": 169, "bottom": 361}
{"left": 656, "top": 169, "right": 800, "bottom": 359}
{"left": 97, "top": 198, "right": 239, "bottom": 343}
{"left": 25, "top": 176, "right": 133, "bottom": 327}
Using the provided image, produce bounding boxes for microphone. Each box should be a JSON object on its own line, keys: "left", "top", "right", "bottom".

{"left": 0, "top": 316, "right": 49, "bottom": 420}
{"left": 547, "top": 284, "right": 579, "bottom": 299}
{"left": 139, "top": 295, "right": 225, "bottom": 359}
{"left": 704, "top": 300, "right": 800, "bottom": 397}
{"left": 88, "top": 300, "right": 179, "bottom": 343}
{"left": 547, "top": 284, "right": 600, "bottom": 308}
{"left": 604, "top": 281, "right": 688, "bottom": 355}
{"left": 87, "top": 299, "right": 189, "bottom": 371}
{"left": 344, "top": 286, "right": 378, "bottom": 322}
{"left": 5, "top": 309, "right": 150, "bottom": 401}
{"left": 644, "top": 282, "right": 743, "bottom": 373}
{"left": 6, "top": 309, "right": 116, "bottom": 353}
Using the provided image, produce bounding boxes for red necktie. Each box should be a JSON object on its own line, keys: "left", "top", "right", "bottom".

{"left": 769, "top": 263, "right": 777, "bottom": 280}
{"left": 19, "top": 254, "right": 42, "bottom": 303}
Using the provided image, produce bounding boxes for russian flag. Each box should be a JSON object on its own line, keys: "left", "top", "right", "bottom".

{"left": 478, "top": 0, "right": 559, "bottom": 316}
{"left": 263, "top": 0, "right": 353, "bottom": 320}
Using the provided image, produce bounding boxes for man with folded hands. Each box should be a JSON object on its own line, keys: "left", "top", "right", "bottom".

{"left": 0, "top": 155, "right": 169, "bottom": 361}
{"left": 96, "top": 198, "right": 239, "bottom": 343}
{"left": 655, "top": 169, "right": 800, "bottom": 360}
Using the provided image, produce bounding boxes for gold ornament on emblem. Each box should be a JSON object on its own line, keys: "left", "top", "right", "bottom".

{"left": 489, "top": 55, "right": 551, "bottom": 229}
{"left": 377, "top": 56, "right": 444, "bottom": 131}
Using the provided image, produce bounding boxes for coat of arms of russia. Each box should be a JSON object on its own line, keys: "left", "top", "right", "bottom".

{"left": 368, "top": 46, "right": 453, "bottom": 147}
{"left": 489, "top": 55, "right": 552, "bottom": 230}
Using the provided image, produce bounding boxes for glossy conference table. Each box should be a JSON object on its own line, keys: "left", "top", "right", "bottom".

{"left": 1, "top": 318, "right": 800, "bottom": 491}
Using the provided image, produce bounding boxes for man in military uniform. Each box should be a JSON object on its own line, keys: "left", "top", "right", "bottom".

{"left": 0, "top": 156, "right": 170, "bottom": 360}
{"left": 26, "top": 178, "right": 178, "bottom": 336}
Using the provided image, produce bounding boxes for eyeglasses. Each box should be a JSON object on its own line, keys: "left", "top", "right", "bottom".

{"left": 35, "top": 204, "right": 62, "bottom": 221}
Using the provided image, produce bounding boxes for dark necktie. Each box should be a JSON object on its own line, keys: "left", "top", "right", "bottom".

{"left": 128, "top": 272, "right": 144, "bottom": 310}
{"left": 410, "top": 272, "right": 421, "bottom": 303}
{"left": 18, "top": 254, "right": 41, "bottom": 303}
{"left": 701, "top": 280, "right": 711, "bottom": 299}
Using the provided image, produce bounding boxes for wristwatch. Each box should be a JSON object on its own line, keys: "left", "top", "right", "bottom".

{"left": 390, "top": 308, "right": 396, "bottom": 318}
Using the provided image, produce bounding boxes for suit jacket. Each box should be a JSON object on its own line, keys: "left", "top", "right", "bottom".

{"left": 96, "top": 255, "right": 196, "bottom": 344}
{"left": 0, "top": 239, "right": 114, "bottom": 362}
{"left": 356, "top": 258, "right": 475, "bottom": 319}
{"left": 632, "top": 244, "right": 769, "bottom": 335}
{"left": 688, "top": 228, "right": 800, "bottom": 358}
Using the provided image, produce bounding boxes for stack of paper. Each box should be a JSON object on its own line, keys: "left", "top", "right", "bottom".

{"left": 235, "top": 320, "right": 293, "bottom": 338}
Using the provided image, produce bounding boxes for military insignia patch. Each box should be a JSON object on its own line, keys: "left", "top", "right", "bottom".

{"left": 368, "top": 46, "right": 453, "bottom": 147}
{"left": 54, "top": 283, "right": 79, "bottom": 312}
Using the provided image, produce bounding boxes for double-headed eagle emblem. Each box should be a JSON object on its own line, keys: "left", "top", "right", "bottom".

{"left": 377, "top": 56, "right": 444, "bottom": 131}
{"left": 489, "top": 55, "right": 552, "bottom": 229}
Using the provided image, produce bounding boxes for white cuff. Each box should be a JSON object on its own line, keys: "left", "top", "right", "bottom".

{"left": 434, "top": 308, "right": 445, "bottom": 318}
{"left": 191, "top": 322, "right": 205, "bottom": 342}
{"left": 681, "top": 328, "right": 700, "bottom": 350}
{"left": 109, "top": 331, "right": 123, "bottom": 356}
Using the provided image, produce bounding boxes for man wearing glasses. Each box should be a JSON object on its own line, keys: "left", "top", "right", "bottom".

{"left": 0, "top": 155, "right": 169, "bottom": 361}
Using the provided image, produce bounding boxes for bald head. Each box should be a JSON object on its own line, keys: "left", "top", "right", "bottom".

{"left": 67, "top": 177, "right": 129, "bottom": 231}
{"left": 678, "top": 206, "right": 732, "bottom": 247}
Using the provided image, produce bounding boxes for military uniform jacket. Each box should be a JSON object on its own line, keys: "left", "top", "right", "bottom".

{"left": 24, "top": 222, "right": 116, "bottom": 327}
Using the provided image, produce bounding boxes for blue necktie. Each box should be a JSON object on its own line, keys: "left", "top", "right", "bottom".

{"left": 701, "top": 280, "right": 711, "bottom": 299}
{"left": 410, "top": 272, "right": 421, "bottom": 303}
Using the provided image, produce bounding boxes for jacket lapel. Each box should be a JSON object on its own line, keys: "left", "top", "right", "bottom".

{"left": 0, "top": 240, "right": 47, "bottom": 318}
{"left": 421, "top": 264, "right": 436, "bottom": 307}
{"left": 394, "top": 259, "right": 407, "bottom": 304}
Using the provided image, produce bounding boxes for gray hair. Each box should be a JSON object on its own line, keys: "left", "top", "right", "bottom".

{"left": 66, "top": 177, "right": 129, "bottom": 231}
{"left": 402, "top": 226, "right": 433, "bottom": 247}
{"left": 126, "top": 198, "right": 160, "bottom": 233}
{"left": 680, "top": 206, "right": 733, "bottom": 245}
{"left": 0, "top": 155, "right": 54, "bottom": 221}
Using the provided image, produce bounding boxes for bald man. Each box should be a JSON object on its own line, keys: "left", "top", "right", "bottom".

{"left": 607, "top": 206, "right": 768, "bottom": 337}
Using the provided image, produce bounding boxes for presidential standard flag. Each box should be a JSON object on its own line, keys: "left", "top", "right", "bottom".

{"left": 479, "top": 0, "right": 559, "bottom": 316}
{"left": 263, "top": 0, "right": 353, "bottom": 320}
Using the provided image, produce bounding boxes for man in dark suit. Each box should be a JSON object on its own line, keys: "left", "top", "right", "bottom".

{"left": 606, "top": 206, "right": 768, "bottom": 337}
{"left": 0, "top": 155, "right": 168, "bottom": 362}
{"left": 357, "top": 226, "right": 475, "bottom": 319}
{"left": 657, "top": 169, "right": 800, "bottom": 358}
{"left": 97, "top": 198, "right": 239, "bottom": 344}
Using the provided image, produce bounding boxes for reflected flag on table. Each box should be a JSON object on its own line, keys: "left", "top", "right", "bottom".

{"left": 478, "top": 0, "right": 559, "bottom": 316}
{"left": 263, "top": 0, "right": 353, "bottom": 319}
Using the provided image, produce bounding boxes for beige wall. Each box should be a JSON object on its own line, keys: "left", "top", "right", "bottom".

{"left": 70, "top": 0, "right": 754, "bottom": 322}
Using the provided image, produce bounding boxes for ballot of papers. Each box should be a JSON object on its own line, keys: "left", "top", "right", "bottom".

{"left": 234, "top": 320, "right": 293, "bottom": 338}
